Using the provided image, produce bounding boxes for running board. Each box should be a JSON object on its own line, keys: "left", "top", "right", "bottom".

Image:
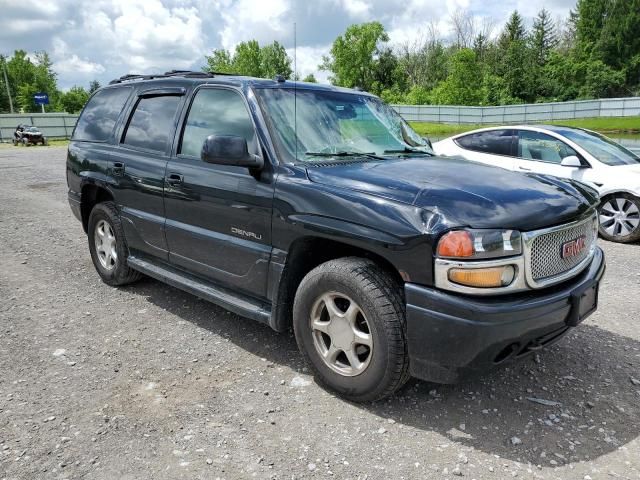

{"left": 127, "top": 255, "right": 272, "bottom": 325}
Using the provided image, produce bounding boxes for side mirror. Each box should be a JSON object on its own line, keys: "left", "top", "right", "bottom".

{"left": 201, "top": 135, "right": 264, "bottom": 169}
{"left": 560, "top": 155, "right": 583, "bottom": 167}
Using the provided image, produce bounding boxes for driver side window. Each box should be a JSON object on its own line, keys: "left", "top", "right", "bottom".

{"left": 517, "top": 130, "right": 577, "bottom": 164}
{"left": 180, "top": 88, "right": 257, "bottom": 158}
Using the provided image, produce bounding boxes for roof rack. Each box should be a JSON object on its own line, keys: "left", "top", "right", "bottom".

{"left": 109, "top": 70, "right": 241, "bottom": 84}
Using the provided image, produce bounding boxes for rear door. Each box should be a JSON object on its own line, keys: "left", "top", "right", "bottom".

{"left": 112, "top": 88, "right": 185, "bottom": 260}
{"left": 164, "top": 86, "right": 275, "bottom": 300}
{"left": 453, "top": 129, "right": 516, "bottom": 170}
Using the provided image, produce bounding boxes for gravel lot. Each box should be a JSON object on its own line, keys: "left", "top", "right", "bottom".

{"left": 1, "top": 146, "right": 639, "bottom": 480}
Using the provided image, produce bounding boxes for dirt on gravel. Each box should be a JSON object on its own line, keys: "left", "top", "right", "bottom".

{"left": 1, "top": 146, "right": 639, "bottom": 480}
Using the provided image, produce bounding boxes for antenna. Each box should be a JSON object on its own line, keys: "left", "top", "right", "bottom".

{"left": 294, "top": 21, "right": 297, "bottom": 161}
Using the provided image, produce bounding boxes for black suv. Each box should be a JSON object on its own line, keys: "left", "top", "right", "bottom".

{"left": 67, "top": 71, "right": 605, "bottom": 401}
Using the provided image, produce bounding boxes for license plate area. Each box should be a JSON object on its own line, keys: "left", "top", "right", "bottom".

{"left": 567, "top": 280, "right": 599, "bottom": 326}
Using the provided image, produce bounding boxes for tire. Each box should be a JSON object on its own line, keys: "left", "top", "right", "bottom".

{"left": 42, "top": 137, "right": 48, "bottom": 146}
{"left": 598, "top": 193, "right": 640, "bottom": 243}
{"left": 23, "top": 138, "right": 29, "bottom": 147}
{"left": 87, "top": 202, "right": 142, "bottom": 286}
{"left": 293, "top": 257, "right": 410, "bottom": 402}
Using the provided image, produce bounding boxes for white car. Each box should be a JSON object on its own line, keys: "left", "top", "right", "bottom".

{"left": 433, "top": 125, "right": 640, "bottom": 243}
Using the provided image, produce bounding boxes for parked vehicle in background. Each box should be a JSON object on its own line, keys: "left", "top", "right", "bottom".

{"left": 13, "top": 124, "right": 48, "bottom": 146}
{"left": 67, "top": 72, "right": 605, "bottom": 401}
{"left": 434, "top": 125, "right": 640, "bottom": 243}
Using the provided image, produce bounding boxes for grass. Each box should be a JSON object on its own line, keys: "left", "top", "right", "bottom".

{"left": 0, "top": 138, "right": 69, "bottom": 148}
{"left": 410, "top": 116, "right": 640, "bottom": 137}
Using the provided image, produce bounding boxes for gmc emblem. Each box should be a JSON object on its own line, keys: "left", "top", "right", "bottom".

{"left": 561, "top": 235, "right": 586, "bottom": 259}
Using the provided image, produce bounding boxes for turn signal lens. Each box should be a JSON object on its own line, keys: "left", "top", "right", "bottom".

{"left": 436, "top": 231, "right": 474, "bottom": 258}
{"left": 448, "top": 266, "right": 515, "bottom": 288}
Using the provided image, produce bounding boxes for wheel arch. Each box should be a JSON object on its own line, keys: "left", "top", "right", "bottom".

{"left": 80, "top": 183, "right": 115, "bottom": 233}
{"left": 270, "top": 236, "right": 404, "bottom": 332}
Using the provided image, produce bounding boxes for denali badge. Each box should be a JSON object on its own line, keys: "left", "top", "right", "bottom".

{"left": 561, "top": 235, "right": 586, "bottom": 259}
{"left": 231, "top": 227, "right": 262, "bottom": 240}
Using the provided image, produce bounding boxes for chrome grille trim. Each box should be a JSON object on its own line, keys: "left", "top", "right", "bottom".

{"left": 522, "top": 213, "right": 598, "bottom": 289}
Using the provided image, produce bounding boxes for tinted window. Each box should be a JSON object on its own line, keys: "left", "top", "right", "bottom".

{"left": 73, "top": 88, "right": 131, "bottom": 142}
{"left": 456, "top": 130, "right": 514, "bottom": 156}
{"left": 518, "top": 130, "right": 577, "bottom": 164}
{"left": 122, "top": 95, "right": 181, "bottom": 152}
{"left": 180, "top": 88, "right": 256, "bottom": 157}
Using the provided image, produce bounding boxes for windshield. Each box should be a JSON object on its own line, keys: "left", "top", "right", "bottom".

{"left": 255, "top": 87, "right": 432, "bottom": 162}
{"left": 25, "top": 127, "right": 39, "bottom": 133}
{"left": 559, "top": 128, "right": 640, "bottom": 166}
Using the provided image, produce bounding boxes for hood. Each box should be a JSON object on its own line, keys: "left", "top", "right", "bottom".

{"left": 306, "top": 156, "right": 598, "bottom": 231}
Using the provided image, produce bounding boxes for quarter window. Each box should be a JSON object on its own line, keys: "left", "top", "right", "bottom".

{"left": 456, "top": 130, "right": 515, "bottom": 156}
{"left": 73, "top": 88, "right": 131, "bottom": 142}
{"left": 180, "top": 88, "right": 257, "bottom": 157}
{"left": 517, "top": 130, "right": 578, "bottom": 164}
{"left": 122, "top": 95, "right": 182, "bottom": 152}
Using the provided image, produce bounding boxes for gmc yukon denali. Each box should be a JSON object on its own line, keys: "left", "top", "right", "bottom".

{"left": 67, "top": 71, "right": 605, "bottom": 401}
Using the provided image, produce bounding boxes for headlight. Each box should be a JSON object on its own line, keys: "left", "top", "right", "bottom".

{"left": 436, "top": 229, "right": 522, "bottom": 260}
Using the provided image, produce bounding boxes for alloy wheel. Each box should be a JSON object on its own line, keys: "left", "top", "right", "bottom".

{"left": 94, "top": 219, "right": 118, "bottom": 270}
{"left": 310, "top": 292, "right": 373, "bottom": 377}
{"left": 599, "top": 197, "right": 640, "bottom": 237}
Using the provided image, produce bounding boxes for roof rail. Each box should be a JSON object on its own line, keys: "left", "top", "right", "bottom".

{"left": 109, "top": 70, "right": 241, "bottom": 85}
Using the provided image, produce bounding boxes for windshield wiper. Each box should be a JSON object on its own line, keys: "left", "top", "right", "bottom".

{"left": 383, "top": 147, "right": 433, "bottom": 155}
{"left": 305, "top": 151, "right": 385, "bottom": 160}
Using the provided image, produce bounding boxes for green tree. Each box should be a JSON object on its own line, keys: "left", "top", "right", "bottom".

{"left": 430, "top": 49, "right": 484, "bottom": 105}
{"left": 205, "top": 49, "right": 235, "bottom": 73}
{"left": 232, "top": 40, "right": 263, "bottom": 77}
{"left": 88, "top": 80, "right": 101, "bottom": 94}
{"left": 260, "top": 41, "right": 292, "bottom": 79}
{"left": 302, "top": 73, "right": 317, "bottom": 83}
{"left": 531, "top": 9, "right": 558, "bottom": 66}
{"left": 61, "top": 86, "right": 89, "bottom": 113}
{"left": 320, "top": 21, "right": 389, "bottom": 91}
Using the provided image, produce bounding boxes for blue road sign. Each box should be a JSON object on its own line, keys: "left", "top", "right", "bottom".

{"left": 34, "top": 93, "right": 49, "bottom": 105}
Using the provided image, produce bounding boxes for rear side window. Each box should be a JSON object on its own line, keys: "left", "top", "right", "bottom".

{"left": 456, "top": 130, "right": 515, "bottom": 156}
{"left": 122, "top": 95, "right": 182, "bottom": 153}
{"left": 179, "top": 88, "right": 256, "bottom": 157}
{"left": 73, "top": 88, "right": 131, "bottom": 142}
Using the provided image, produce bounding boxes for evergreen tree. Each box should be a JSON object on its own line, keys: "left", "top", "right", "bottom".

{"left": 531, "top": 9, "right": 558, "bottom": 66}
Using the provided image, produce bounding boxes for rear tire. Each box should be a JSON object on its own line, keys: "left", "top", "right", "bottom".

{"left": 598, "top": 193, "right": 640, "bottom": 243}
{"left": 293, "top": 257, "right": 410, "bottom": 402}
{"left": 87, "top": 202, "right": 142, "bottom": 286}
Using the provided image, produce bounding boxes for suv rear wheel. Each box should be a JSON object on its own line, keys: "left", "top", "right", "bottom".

{"left": 88, "top": 202, "right": 142, "bottom": 286}
{"left": 293, "top": 257, "right": 409, "bottom": 402}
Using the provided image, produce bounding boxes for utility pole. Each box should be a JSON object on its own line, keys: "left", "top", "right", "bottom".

{"left": 1, "top": 55, "right": 14, "bottom": 114}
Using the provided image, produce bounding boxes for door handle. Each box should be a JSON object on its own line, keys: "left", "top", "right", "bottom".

{"left": 112, "top": 161, "right": 125, "bottom": 176}
{"left": 518, "top": 165, "right": 531, "bottom": 171}
{"left": 166, "top": 173, "right": 184, "bottom": 186}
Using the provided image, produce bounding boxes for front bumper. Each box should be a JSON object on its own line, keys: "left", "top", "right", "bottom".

{"left": 405, "top": 247, "right": 605, "bottom": 383}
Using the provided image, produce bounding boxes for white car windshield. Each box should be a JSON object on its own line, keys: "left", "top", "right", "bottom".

{"left": 255, "top": 87, "right": 432, "bottom": 162}
{"left": 560, "top": 129, "right": 640, "bottom": 166}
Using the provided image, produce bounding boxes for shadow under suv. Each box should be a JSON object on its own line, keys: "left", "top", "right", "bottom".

{"left": 67, "top": 71, "right": 605, "bottom": 401}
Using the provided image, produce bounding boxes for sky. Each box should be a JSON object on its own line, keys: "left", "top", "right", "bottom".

{"left": 0, "top": 0, "right": 577, "bottom": 90}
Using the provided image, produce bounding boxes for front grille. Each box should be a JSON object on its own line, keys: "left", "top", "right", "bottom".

{"left": 529, "top": 216, "right": 596, "bottom": 282}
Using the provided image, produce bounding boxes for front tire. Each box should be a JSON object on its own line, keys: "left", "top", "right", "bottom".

{"left": 598, "top": 194, "right": 640, "bottom": 243}
{"left": 293, "top": 257, "right": 409, "bottom": 402}
{"left": 87, "top": 202, "right": 142, "bottom": 286}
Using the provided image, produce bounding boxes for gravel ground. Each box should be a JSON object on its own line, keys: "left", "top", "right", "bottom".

{"left": 1, "top": 146, "right": 639, "bottom": 480}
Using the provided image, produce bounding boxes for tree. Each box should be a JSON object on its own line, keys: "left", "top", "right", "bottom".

{"left": 89, "top": 80, "right": 101, "bottom": 94}
{"left": 430, "top": 49, "right": 484, "bottom": 105}
{"left": 232, "top": 40, "right": 263, "bottom": 77}
{"left": 531, "top": 9, "right": 558, "bottom": 66}
{"left": 302, "top": 73, "right": 317, "bottom": 83}
{"left": 61, "top": 86, "right": 89, "bottom": 113}
{"left": 205, "top": 49, "right": 235, "bottom": 73}
{"left": 260, "top": 41, "right": 292, "bottom": 79}
{"left": 320, "top": 22, "right": 389, "bottom": 91}
{"left": 499, "top": 10, "right": 526, "bottom": 50}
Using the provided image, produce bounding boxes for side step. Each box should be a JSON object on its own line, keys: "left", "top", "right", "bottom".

{"left": 127, "top": 255, "right": 272, "bottom": 325}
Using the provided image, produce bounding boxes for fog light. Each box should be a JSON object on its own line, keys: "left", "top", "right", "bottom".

{"left": 448, "top": 266, "right": 515, "bottom": 288}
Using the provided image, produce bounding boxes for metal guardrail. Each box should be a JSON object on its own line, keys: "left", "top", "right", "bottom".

{"left": 0, "top": 113, "right": 78, "bottom": 143}
{"left": 391, "top": 97, "right": 640, "bottom": 124}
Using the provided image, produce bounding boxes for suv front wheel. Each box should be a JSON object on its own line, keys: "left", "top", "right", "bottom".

{"left": 293, "top": 257, "right": 409, "bottom": 402}
{"left": 87, "top": 202, "right": 142, "bottom": 286}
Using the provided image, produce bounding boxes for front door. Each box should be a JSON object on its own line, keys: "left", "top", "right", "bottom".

{"left": 164, "top": 86, "right": 275, "bottom": 299}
